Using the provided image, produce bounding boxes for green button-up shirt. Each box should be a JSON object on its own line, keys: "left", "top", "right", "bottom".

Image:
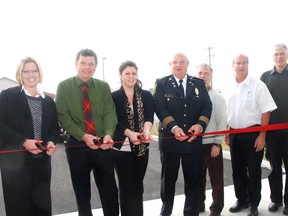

{"left": 56, "top": 76, "right": 117, "bottom": 141}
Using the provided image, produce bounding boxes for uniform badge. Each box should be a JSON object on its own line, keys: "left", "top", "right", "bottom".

{"left": 195, "top": 87, "right": 199, "bottom": 97}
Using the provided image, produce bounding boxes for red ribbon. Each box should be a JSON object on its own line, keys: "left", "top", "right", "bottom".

{"left": 1, "top": 123, "right": 288, "bottom": 154}
{"left": 200, "top": 123, "right": 288, "bottom": 136}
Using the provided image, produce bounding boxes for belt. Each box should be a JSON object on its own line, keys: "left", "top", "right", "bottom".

{"left": 230, "top": 124, "right": 260, "bottom": 130}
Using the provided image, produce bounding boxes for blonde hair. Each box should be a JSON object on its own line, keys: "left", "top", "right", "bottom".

{"left": 15, "top": 57, "right": 44, "bottom": 84}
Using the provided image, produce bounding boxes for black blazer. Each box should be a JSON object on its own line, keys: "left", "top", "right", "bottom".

{"left": 112, "top": 88, "right": 154, "bottom": 149}
{"left": 0, "top": 86, "right": 60, "bottom": 163}
{"left": 153, "top": 75, "right": 212, "bottom": 154}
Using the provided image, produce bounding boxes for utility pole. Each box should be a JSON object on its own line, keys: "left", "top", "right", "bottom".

{"left": 204, "top": 46, "right": 214, "bottom": 66}
{"left": 204, "top": 46, "right": 215, "bottom": 87}
{"left": 102, "top": 57, "right": 107, "bottom": 81}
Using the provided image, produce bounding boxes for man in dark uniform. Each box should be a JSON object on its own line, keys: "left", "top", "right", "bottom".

{"left": 153, "top": 53, "right": 212, "bottom": 216}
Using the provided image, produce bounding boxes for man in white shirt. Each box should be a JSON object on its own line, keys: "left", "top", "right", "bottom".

{"left": 225, "top": 54, "right": 277, "bottom": 216}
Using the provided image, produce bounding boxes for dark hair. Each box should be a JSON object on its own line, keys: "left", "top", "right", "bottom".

{"left": 119, "top": 60, "right": 138, "bottom": 74}
{"left": 75, "top": 49, "right": 98, "bottom": 64}
{"left": 119, "top": 60, "right": 142, "bottom": 89}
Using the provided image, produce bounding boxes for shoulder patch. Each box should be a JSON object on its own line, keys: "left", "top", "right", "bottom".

{"left": 152, "top": 83, "right": 157, "bottom": 95}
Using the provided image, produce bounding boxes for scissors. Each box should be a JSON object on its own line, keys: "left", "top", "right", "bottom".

{"left": 93, "top": 136, "right": 102, "bottom": 148}
{"left": 35, "top": 138, "right": 45, "bottom": 150}
{"left": 137, "top": 132, "right": 144, "bottom": 143}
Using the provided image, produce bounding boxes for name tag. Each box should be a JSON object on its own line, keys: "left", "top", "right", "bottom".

{"left": 164, "top": 93, "right": 174, "bottom": 98}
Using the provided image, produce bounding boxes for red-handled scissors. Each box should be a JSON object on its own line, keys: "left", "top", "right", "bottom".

{"left": 35, "top": 138, "right": 44, "bottom": 150}
{"left": 137, "top": 132, "right": 144, "bottom": 143}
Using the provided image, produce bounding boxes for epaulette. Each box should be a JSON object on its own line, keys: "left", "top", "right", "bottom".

{"left": 189, "top": 75, "right": 202, "bottom": 81}
{"left": 188, "top": 75, "right": 205, "bottom": 84}
{"left": 157, "top": 75, "right": 171, "bottom": 82}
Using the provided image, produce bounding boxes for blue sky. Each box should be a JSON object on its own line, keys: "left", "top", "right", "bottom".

{"left": 0, "top": 0, "right": 287, "bottom": 93}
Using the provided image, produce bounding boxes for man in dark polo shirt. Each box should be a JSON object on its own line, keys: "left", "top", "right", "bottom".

{"left": 260, "top": 43, "right": 288, "bottom": 215}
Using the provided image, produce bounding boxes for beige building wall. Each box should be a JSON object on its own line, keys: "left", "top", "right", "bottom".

{"left": 0, "top": 77, "right": 18, "bottom": 92}
{"left": 0, "top": 77, "right": 55, "bottom": 99}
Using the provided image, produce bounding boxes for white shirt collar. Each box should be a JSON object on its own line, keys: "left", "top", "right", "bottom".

{"left": 174, "top": 75, "right": 187, "bottom": 85}
{"left": 21, "top": 84, "right": 45, "bottom": 98}
{"left": 234, "top": 74, "right": 251, "bottom": 86}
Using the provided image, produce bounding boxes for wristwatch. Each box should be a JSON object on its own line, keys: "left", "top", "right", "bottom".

{"left": 213, "top": 144, "right": 221, "bottom": 148}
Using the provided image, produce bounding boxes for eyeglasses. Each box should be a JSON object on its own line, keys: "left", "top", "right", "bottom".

{"left": 22, "top": 69, "right": 39, "bottom": 74}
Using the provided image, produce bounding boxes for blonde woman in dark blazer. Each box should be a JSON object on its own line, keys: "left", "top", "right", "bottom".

{"left": 0, "top": 57, "right": 60, "bottom": 216}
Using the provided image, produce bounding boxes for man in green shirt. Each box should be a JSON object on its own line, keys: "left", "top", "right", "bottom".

{"left": 56, "top": 48, "right": 119, "bottom": 216}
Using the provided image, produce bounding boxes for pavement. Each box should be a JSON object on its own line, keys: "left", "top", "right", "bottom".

{"left": 55, "top": 151, "right": 286, "bottom": 216}
{"left": 0, "top": 138, "right": 286, "bottom": 216}
{"left": 55, "top": 178, "right": 283, "bottom": 216}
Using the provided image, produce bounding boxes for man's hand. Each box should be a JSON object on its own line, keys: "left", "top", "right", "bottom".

{"left": 100, "top": 135, "right": 114, "bottom": 150}
{"left": 173, "top": 127, "right": 189, "bottom": 142}
{"left": 254, "top": 133, "right": 265, "bottom": 152}
{"left": 224, "top": 134, "right": 230, "bottom": 146}
{"left": 82, "top": 133, "right": 101, "bottom": 150}
{"left": 211, "top": 145, "right": 220, "bottom": 158}
{"left": 188, "top": 124, "right": 203, "bottom": 142}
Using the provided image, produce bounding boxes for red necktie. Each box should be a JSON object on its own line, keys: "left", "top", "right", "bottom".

{"left": 82, "top": 84, "right": 96, "bottom": 135}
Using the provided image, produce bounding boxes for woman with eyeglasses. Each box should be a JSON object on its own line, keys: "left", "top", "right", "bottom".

{"left": 0, "top": 57, "right": 60, "bottom": 216}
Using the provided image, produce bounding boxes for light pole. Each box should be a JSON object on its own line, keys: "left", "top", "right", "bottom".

{"left": 102, "top": 57, "right": 107, "bottom": 81}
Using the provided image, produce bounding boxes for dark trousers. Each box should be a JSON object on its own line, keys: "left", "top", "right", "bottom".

{"left": 66, "top": 148, "right": 119, "bottom": 216}
{"left": 229, "top": 132, "right": 264, "bottom": 207}
{"left": 1, "top": 154, "right": 52, "bottom": 216}
{"left": 160, "top": 151, "right": 202, "bottom": 216}
{"left": 198, "top": 144, "right": 224, "bottom": 214}
{"left": 112, "top": 149, "right": 149, "bottom": 216}
{"left": 266, "top": 131, "right": 288, "bottom": 205}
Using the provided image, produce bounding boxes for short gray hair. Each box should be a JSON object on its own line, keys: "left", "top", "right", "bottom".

{"left": 274, "top": 43, "right": 288, "bottom": 54}
{"left": 196, "top": 63, "right": 213, "bottom": 73}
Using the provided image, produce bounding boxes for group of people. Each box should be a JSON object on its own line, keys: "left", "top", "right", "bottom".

{"left": 0, "top": 43, "right": 287, "bottom": 216}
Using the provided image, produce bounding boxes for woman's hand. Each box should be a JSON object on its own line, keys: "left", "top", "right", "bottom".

{"left": 46, "top": 141, "right": 56, "bottom": 156}
{"left": 23, "top": 139, "right": 43, "bottom": 155}
{"left": 142, "top": 130, "right": 153, "bottom": 143}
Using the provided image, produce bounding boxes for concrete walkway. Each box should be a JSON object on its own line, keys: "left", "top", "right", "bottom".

{"left": 55, "top": 151, "right": 286, "bottom": 216}
{"left": 55, "top": 177, "right": 286, "bottom": 216}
